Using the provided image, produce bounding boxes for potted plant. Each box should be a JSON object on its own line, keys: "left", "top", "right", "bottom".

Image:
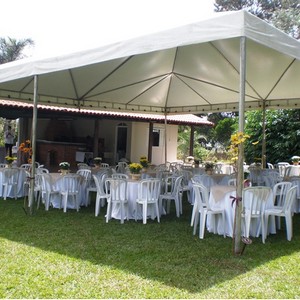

{"left": 205, "top": 162, "right": 214, "bottom": 175}
{"left": 93, "top": 157, "right": 102, "bottom": 167}
{"left": 5, "top": 155, "right": 17, "bottom": 167}
{"left": 140, "top": 156, "right": 149, "bottom": 169}
{"left": 291, "top": 156, "right": 300, "bottom": 165}
{"left": 129, "top": 162, "right": 143, "bottom": 180}
{"left": 59, "top": 162, "right": 70, "bottom": 175}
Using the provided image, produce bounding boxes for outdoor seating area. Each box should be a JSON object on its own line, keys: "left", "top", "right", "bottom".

{"left": 1, "top": 159, "right": 299, "bottom": 245}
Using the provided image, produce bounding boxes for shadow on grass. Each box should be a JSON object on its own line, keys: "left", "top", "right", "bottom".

{"left": 0, "top": 196, "right": 300, "bottom": 294}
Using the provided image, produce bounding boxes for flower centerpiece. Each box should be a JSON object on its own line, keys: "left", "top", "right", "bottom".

{"left": 129, "top": 162, "right": 143, "bottom": 180}
{"left": 291, "top": 155, "right": 300, "bottom": 165}
{"left": 93, "top": 157, "right": 102, "bottom": 167}
{"left": 59, "top": 162, "right": 70, "bottom": 175}
{"left": 140, "top": 156, "right": 149, "bottom": 169}
{"left": 205, "top": 162, "right": 215, "bottom": 174}
{"left": 5, "top": 155, "right": 17, "bottom": 166}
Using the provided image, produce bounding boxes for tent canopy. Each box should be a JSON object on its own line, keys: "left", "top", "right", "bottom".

{"left": 0, "top": 10, "right": 299, "bottom": 114}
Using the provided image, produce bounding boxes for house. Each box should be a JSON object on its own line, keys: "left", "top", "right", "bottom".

{"left": 0, "top": 100, "right": 213, "bottom": 169}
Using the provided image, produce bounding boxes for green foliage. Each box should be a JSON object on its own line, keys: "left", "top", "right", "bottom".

{"left": 177, "top": 125, "right": 209, "bottom": 161}
{"left": 244, "top": 109, "right": 300, "bottom": 164}
{"left": 0, "top": 37, "right": 34, "bottom": 64}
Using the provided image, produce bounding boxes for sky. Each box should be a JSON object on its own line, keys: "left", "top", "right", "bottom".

{"left": 0, "top": 0, "right": 216, "bottom": 59}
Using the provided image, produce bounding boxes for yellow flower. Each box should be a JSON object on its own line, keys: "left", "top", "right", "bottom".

{"left": 129, "top": 163, "right": 143, "bottom": 174}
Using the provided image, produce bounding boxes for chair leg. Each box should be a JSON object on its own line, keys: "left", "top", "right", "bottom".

{"left": 285, "top": 214, "right": 293, "bottom": 241}
{"left": 199, "top": 211, "right": 207, "bottom": 239}
{"left": 155, "top": 202, "right": 160, "bottom": 223}
{"left": 193, "top": 211, "right": 199, "bottom": 235}
{"left": 142, "top": 203, "right": 147, "bottom": 224}
{"left": 106, "top": 201, "right": 111, "bottom": 223}
{"left": 95, "top": 195, "right": 100, "bottom": 217}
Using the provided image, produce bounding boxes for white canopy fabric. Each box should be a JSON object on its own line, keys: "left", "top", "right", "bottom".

{"left": 0, "top": 10, "right": 299, "bottom": 114}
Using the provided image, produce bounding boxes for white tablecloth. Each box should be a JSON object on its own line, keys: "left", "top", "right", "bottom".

{"left": 0, "top": 167, "right": 27, "bottom": 199}
{"left": 208, "top": 185, "right": 276, "bottom": 238}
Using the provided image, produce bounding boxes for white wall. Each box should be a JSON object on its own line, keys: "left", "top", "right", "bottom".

{"left": 130, "top": 122, "right": 178, "bottom": 165}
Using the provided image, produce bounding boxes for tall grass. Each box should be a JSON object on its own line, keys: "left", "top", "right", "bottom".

{"left": 0, "top": 197, "right": 300, "bottom": 298}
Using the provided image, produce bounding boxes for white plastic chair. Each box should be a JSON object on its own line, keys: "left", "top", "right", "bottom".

{"left": 0, "top": 163, "right": 7, "bottom": 168}
{"left": 227, "top": 178, "right": 237, "bottom": 186}
{"left": 105, "top": 178, "right": 128, "bottom": 224}
{"left": 242, "top": 186, "right": 272, "bottom": 243}
{"left": 100, "top": 163, "right": 110, "bottom": 169}
{"left": 2, "top": 168, "right": 19, "bottom": 200}
{"left": 192, "top": 183, "right": 225, "bottom": 239}
{"left": 115, "top": 162, "right": 128, "bottom": 174}
{"left": 265, "top": 186, "right": 297, "bottom": 241}
{"left": 135, "top": 178, "right": 161, "bottom": 224}
{"left": 111, "top": 173, "right": 128, "bottom": 180}
{"left": 60, "top": 174, "right": 81, "bottom": 213}
{"left": 93, "top": 174, "right": 109, "bottom": 217}
{"left": 159, "top": 175, "right": 183, "bottom": 218}
{"left": 20, "top": 164, "right": 32, "bottom": 171}
{"left": 272, "top": 181, "right": 292, "bottom": 229}
{"left": 277, "top": 162, "right": 290, "bottom": 178}
{"left": 284, "top": 166, "right": 300, "bottom": 177}
{"left": 40, "top": 173, "right": 60, "bottom": 210}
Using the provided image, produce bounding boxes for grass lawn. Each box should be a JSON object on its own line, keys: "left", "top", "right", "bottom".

{"left": 0, "top": 196, "right": 300, "bottom": 298}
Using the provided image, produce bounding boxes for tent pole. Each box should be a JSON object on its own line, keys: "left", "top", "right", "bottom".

{"left": 164, "top": 112, "right": 167, "bottom": 164}
{"left": 234, "top": 37, "right": 246, "bottom": 255}
{"left": 28, "top": 75, "right": 38, "bottom": 215}
{"left": 262, "top": 100, "right": 267, "bottom": 168}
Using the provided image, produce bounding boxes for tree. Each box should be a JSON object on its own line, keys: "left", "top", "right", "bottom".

{"left": 214, "top": 0, "right": 300, "bottom": 39}
{"left": 244, "top": 109, "right": 300, "bottom": 164}
{"left": 0, "top": 37, "right": 34, "bottom": 64}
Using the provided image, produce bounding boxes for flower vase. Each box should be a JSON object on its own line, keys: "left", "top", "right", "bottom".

{"left": 131, "top": 173, "right": 141, "bottom": 181}
{"left": 60, "top": 169, "right": 69, "bottom": 176}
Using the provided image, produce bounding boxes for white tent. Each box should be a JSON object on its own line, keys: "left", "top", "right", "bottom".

{"left": 0, "top": 10, "right": 299, "bottom": 251}
{"left": 0, "top": 10, "right": 299, "bottom": 114}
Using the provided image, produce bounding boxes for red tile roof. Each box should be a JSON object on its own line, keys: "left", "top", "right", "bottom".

{"left": 0, "top": 99, "right": 213, "bottom": 126}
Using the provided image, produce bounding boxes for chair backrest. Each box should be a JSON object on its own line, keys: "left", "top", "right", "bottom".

{"left": 100, "top": 163, "right": 110, "bottom": 169}
{"left": 0, "top": 163, "right": 7, "bottom": 168}
{"left": 93, "top": 172, "right": 108, "bottom": 194}
{"left": 76, "top": 169, "right": 92, "bottom": 180}
{"left": 62, "top": 174, "right": 81, "bottom": 193}
{"left": 290, "top": 177, "right": 300, "bottom": 200}
{"left": 77, "top": 163, "right": 90, "bottom": 169}
{"left": 281, "top": 186, "right": 297, "bottom": 213}
{"left": 138, "top": 178, "right": 161, "bottom": 202}
{"left": 105, "top": 178, "right": 127, "bottom": 202}
{"left": 284, "top": 166, "right": 300, "bottom": 177}
{"left": 111, "top": 173, "right": 128, "bottom": 180}
{"left": 3, "top": 168, "right": 19, "bottom": 184}
{"left": 20, "top": 163, "right": 32, "bottom": 171}
{"left": 267, "top": 163, "right": 274, "bottom": 169}
{"left": 228, "top": 178, "right": 237, "bottom": 186}
{"left": 242, "top": 186, "right": 272, "bottom": 216}
{"left": 40, "top": 173, "right": 54, "bottom": 193}
{"left": 116, "top": 162, "right": 128, "bottom": 173}
{"left": 272, "top": 181, "right": 292, "bottom": 206}
{"left": 192, "top": 182, "right": 209, "bottom": 210}
{"left": 277, "top": 162, "right": 290, "bottom": 177}
{"left": 36, "top": 167, "right": 49, "bottom": 174}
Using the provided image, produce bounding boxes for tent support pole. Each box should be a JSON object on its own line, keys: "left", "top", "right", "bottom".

{"left": 28, "top": 75, "right": 38, "bottom": 215}
{"left": 148, "top": 122, "right": 153, "bottom": 163}
{"left": 164, "top": 112, "right": 167, "bottom": 164}
{"left": 189, "top": 125, "right": 195, "bottom": 156}
{"left": 262, "top": 100, "right": 267, "bottom": 168}
{"left": 234, "top": 37, "right": 246, "bottom": 255}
